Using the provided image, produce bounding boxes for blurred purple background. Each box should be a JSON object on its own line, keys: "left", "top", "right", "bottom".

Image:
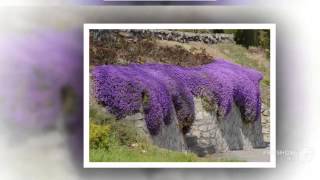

{"left": 0, "top": 30, "right": 82, "bottom": 128}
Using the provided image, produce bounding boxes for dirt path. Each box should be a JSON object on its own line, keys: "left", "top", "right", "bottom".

{"left": 209, "top": 147, "right": 270, "bottom": 162}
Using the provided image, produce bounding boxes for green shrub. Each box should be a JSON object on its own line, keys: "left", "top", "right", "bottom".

{"left": 89, "top": 123, "right": 113, "bottom": 150}
{"left": 90, "top": 100, "right": 141, "bottom": 147}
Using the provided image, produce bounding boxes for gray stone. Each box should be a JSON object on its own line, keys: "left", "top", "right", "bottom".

{"left": 195, "top": 111, "right": 203, "bottom": 119}
{"left": 185, "top": 97, "right": 265, "bottom": 155}
{"left": 123, "top": 113, "right": 144, "bottom": 121}
{"left": 119, "top": 96, "right": 265, "bottom": 157}
{"left": 263, "top": 109, "right": 270, "bottom": 116}
{"left": 94, "top": 29, "right": 236, "bottom": 45}
{"left": 199, "top": 125, "right": 207, "bottom": 131}
{"left": 122, "top": 104, "right": 187, "bottom": 152}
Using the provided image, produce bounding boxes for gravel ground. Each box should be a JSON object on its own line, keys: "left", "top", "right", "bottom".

{"left": 210, "top": 147, "right": 270, "bottom": 162}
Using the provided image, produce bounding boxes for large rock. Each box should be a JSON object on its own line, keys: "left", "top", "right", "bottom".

{"left": 121, "top": 97, "right": 265, "bottom": 157}
{"left": 122, "top": 106, "right": 187, "bottom": 152}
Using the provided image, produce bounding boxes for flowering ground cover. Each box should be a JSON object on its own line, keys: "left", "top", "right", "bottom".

{"left": 92, "top": 59, "right": 263, "bottom": 135}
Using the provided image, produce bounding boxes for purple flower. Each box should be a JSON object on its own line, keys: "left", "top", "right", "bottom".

{"left": 92, "top": 59, "right": 263, "bottom": 135}
{"left": 0, "top": 30, "right": 83, "bottom": 128}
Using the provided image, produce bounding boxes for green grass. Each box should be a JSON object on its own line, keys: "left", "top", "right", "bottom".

{"left": 90, "top": 141, "right": 245, "bottom": 162}
{"left": 89, "top": 119, "right": 208, "bottom": 162}
{"left": 90, "top": 144, "right": 200, "bottom": 162}
{"left": 89, "top": 101, "right": 244, "bottom": 162}
{"left": 216, "top": 43, "right": 269, "bottom": 85}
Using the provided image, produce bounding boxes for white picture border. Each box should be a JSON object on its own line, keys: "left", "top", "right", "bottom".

{"left": 83, "top": 23, "right": 276, "bottom": 168}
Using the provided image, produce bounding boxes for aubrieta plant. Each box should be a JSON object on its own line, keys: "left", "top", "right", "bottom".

{"left": 92, "top": 59, "right": 263, "bottom": 135}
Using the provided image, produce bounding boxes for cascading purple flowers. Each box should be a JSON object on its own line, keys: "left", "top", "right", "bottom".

{"left": 92, "top": 59, "right": 263, "bottom": 135}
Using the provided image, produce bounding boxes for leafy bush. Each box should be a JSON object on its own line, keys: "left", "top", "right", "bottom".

{"left": 89, "top": 123, "right": 112, "bottom": 150}
{"left": 90, "top": 101, "right": 140, "bottom": 147}
{"left": 89, "top": 121, "right": 139, "bottom": 150}
{"left": 232, "top": 29, "right": 270, "bottom": 51}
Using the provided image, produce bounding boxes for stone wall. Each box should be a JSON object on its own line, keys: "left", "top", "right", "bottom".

{"left": 122, "top": 105, "right": 187, "bottom": 152}
{"left": 92, "top": 29, "right": 235, "bottom": 44}
{"left": 185, "top": 98, "right": 265, "bottom": 156}
{"left": 92, "top": 77, "right": 265, "bottom": 156}
{"left": 121, "top": 97, "right": 265, "bottom": 157}
{"left": 261, "top": 103, "right": 270, "bottom": 143}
